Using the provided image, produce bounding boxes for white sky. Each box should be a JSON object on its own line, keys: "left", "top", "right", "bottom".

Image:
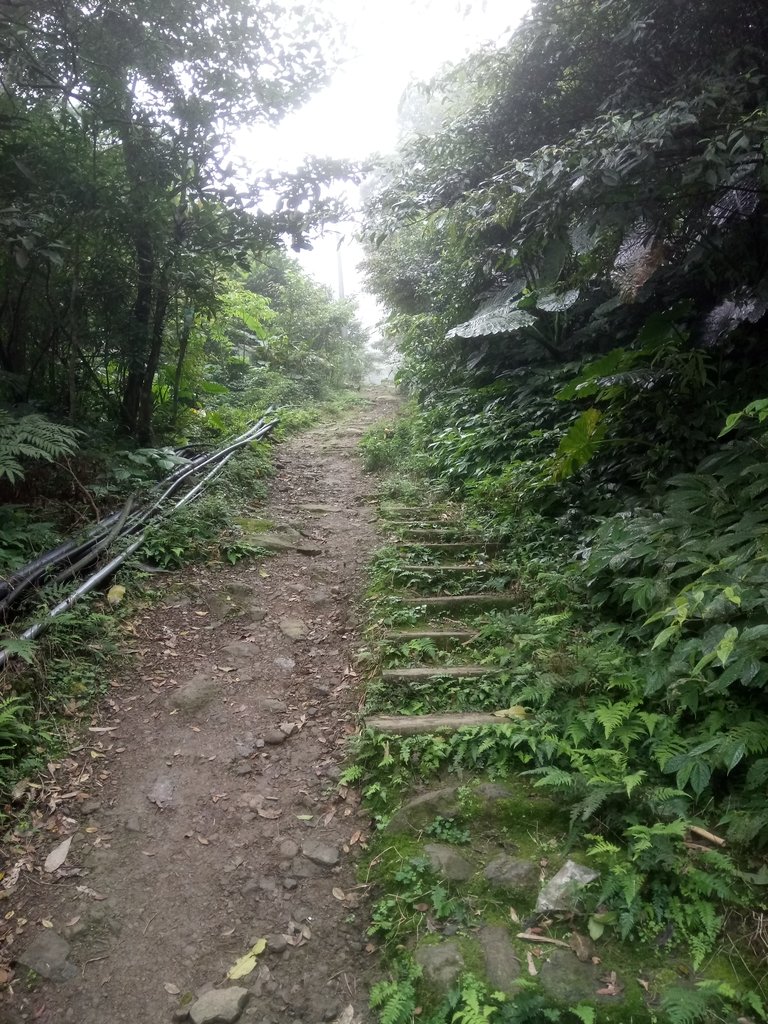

{"left": 236, "top": 0, "right": 530, "bottom": 330}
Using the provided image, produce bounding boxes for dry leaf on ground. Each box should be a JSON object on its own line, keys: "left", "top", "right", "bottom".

{"left": 44, "top": 836, "right": 72, "bottom": 873}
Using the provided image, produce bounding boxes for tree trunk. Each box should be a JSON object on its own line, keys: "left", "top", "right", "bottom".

{"left": 135, "top": 266, "right": 170, "bottom": 443}
{"left": 121, "top": 228, "right": 154, "bottom": 435}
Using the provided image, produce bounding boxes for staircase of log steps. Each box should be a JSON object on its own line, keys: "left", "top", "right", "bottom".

{"left": 366, "top": 503, "right": 520, "bottom": 737}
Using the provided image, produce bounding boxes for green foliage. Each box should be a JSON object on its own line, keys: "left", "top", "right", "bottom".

{"left": 0, "top": 412, "right": 81, "bottom": 484}
{"left": 370, "top": 963, "right": 420, "bottom": 1024}
{"left": 356, "top": 0, "right": 768, "bottom": 1004}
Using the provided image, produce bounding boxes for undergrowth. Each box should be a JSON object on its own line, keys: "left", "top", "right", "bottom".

{"left": 352, "top": 413, "right": 768, "bottom": 1024}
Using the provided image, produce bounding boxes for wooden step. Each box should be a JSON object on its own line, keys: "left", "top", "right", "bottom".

{"left": 394, "top": 528, "right": 475, "bottom": 540}
{"left": 397, "top": 541, "right": 503, "bottom": 554}
{"left": 365, "top": 712, "right": 506, "bottom": 735}
{"left": 381, "top": 665, "right": 502, "bottom": 682}
{"left": 386, "top": 522, "right": 464, "bottom": 532}
{"left": 400, "top": 593, "right": 521, "bottom": 610}
{"left": 380, "top": 506, "right": 448, "bottom": 518}
{"left": 394, "top": 563, "right": 498, "bottom": 575}
{"left": 384, "top": 629, "right": 478, "bottom": 644}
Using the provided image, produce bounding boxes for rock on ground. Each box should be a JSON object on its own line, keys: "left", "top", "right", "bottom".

{"left": 477, "top": 925, "right": 521, "bottom": 995}
{"left": 189, "top": 986, "right": 249, "bottom": 1024}
{"left": 17, "top": 930, "right": 76, "bottom": 983}
{"left": 482, "top": 854, "right": 538, "bottom": 891}
{"left": 424, "top": 843, "right": 475, "bottom": 881}
{"left": 415, "top": 942, "right": 465, "bottom": 993}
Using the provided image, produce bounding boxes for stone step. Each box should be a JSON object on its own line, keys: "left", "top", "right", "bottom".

{"left": 381, "top": 665, "right": 502, "bottom": 682}
{"left": 400, "top": 593, "right": 521, "bottom": 611}
{"left": 384, "top": 629, "right": 479, "bottom": 645}
{"left": 365, "top": 712, "right": 506, "bottom": 735}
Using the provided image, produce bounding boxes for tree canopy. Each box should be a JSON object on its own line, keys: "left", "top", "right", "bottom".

{"left": 0, "top": 0, "right": 354, "bottom": 440}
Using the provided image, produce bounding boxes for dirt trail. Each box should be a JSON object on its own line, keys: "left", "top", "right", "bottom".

{"left": 3, "top": 391, "right": 397, "bottom": 1024}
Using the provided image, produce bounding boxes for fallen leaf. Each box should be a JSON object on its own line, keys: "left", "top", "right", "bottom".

{"left": 44, "top": 836, "right": 72, "bottom": 873}
{"left": 596, "top": 971, "right": 622, "bottom": 997}
{"left": 257, "top": 806, "right": 282, "bottom": 819}
{"left": 332, "top": 888, "right": 346, "bottom": 902}
{"left": 637, "top": 977, "right": 650, "bottom": 992}
{"left": 221, "top": 927, "right": 235, "bottom": 937}
{"left": 41, "top": 919, "right": 53, "bottom": 929}
{"left": 76, "top": 885, "right": 106, "bottom": 900}
{"left": 197, "top": 836, "right": 209, "bottom": 846}
{"left": 0, "top": 967, "right": 13, "bottom": 985}
{"left": 296, "top": 814, "right": 313, "bottom": 821}
{"left": 164, "top": 982, "right": 180, "bottom": 995}
{"left": 526, "top": 951, "right": 538, "bottom": 977}
{"left": 509, "top": 906, "right": 520, "bottom": 924}
{"left": 227, "top": 938, "right": 266, "bottom": 980}
{"left": 568, "top": 931, "right": 594, "bottom": 963}
{"left": 492, "top": 705, "right": 529, "bottom": 719}
{"left": 64, "top": 916, "right": 81, "bottom": 927}
{"left": 107, "top": 585, "right": 125, "bottom": 607}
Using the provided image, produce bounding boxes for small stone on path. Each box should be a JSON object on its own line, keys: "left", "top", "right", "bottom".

{"left": 174, "top": 674, "right": 217, "bottom": 713}
{"left": 279, "top": 617, "right": 309, "bottom": 640}
{"left": 263, "top": 730, "right": 288, "bottom": 746}
{"left": 189, "top": 986, "right": 250, "bottom": 1024}
{"left": 301, "top": 839, "right": 340, "bottom": 867}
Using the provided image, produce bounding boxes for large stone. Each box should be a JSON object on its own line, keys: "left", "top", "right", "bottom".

{"left": 17, "top": 930, "right": 76, "bottom": 982}
{"left": 189, "top": 986, "right": 250, "bottom": 1024}
{"left": 483, "top": 854, "right": 538, "bottom": 891}
{"left": 386, "top": 782, "right": 517, "bottom": 834}
{"left": 539, "top": 949, "right": 624, "bottom": 1004}
{"left": 536, "top": 860, "right": 599, "bottom": 912}
{"left": 385, "top": 787, "right": 460, "bottom": 833}
{"left": 424, "top": 843, "right": 475, "bottom": 882}
{"left": 477, "top": 925, "right": 521, "bottom": 995}
{"left": 174, "top": 674, "right": 218, "bottom": 713}
{"left": 415, "top": 942, "right": 464, "bottom": 993}
{"left": 301, "top": 839, "right": 340, "bottom": 867}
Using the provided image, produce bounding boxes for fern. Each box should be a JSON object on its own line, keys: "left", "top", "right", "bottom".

{"left": 370, "top": 974, "right": 418, "bottom": 1024}
{"left": 0, "top": 411, "right": 81, "bottom": 483}
{"left": 661, "top": 985, "right": 710, "bottom": 1022}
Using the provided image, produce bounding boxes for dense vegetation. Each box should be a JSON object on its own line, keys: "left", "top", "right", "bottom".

{"left": 0, "top": 3, "right": 371, "bottom": 811}
{"left": 0, "top": 0, "right": 364, "bottom": 444}
{"left": 360, "top": 0, "right": 768, "bottom": 1017}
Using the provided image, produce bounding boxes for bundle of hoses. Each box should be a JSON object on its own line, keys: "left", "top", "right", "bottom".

{"left": 0, "top": 414, "right": 278, "bottom": 670}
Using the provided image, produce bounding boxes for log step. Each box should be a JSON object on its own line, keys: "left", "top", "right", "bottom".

{"left": 365, "top": 712, "right": 506, "bottom": 735}
{"left": 397, "top": 541, "right": 503, "bottom": 554}
{"left": 384, "top": 629, "right": 478, "bottom": 644}
{"left": 394, "top": 528, "right": 477, "bottom": 540}
{"left": 400, "top": 593, "right": 521, "bottom": 610}
{"left": 381, "top": 665, "right": 502, "bottom": 682}
{"left": 380, "top": 506, "right": 449, "bottom": 518}
{"left": 395, "top": 563, "right": 499, "bottom": 575}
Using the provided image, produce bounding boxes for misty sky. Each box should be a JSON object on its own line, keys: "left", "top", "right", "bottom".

{"left": 237, "top": 0, "right": 530, "bottom": 327}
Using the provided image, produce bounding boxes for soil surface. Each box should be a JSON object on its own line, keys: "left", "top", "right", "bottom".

{"left": 1, "top": 391, "right": 397, "bottom": 1024}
